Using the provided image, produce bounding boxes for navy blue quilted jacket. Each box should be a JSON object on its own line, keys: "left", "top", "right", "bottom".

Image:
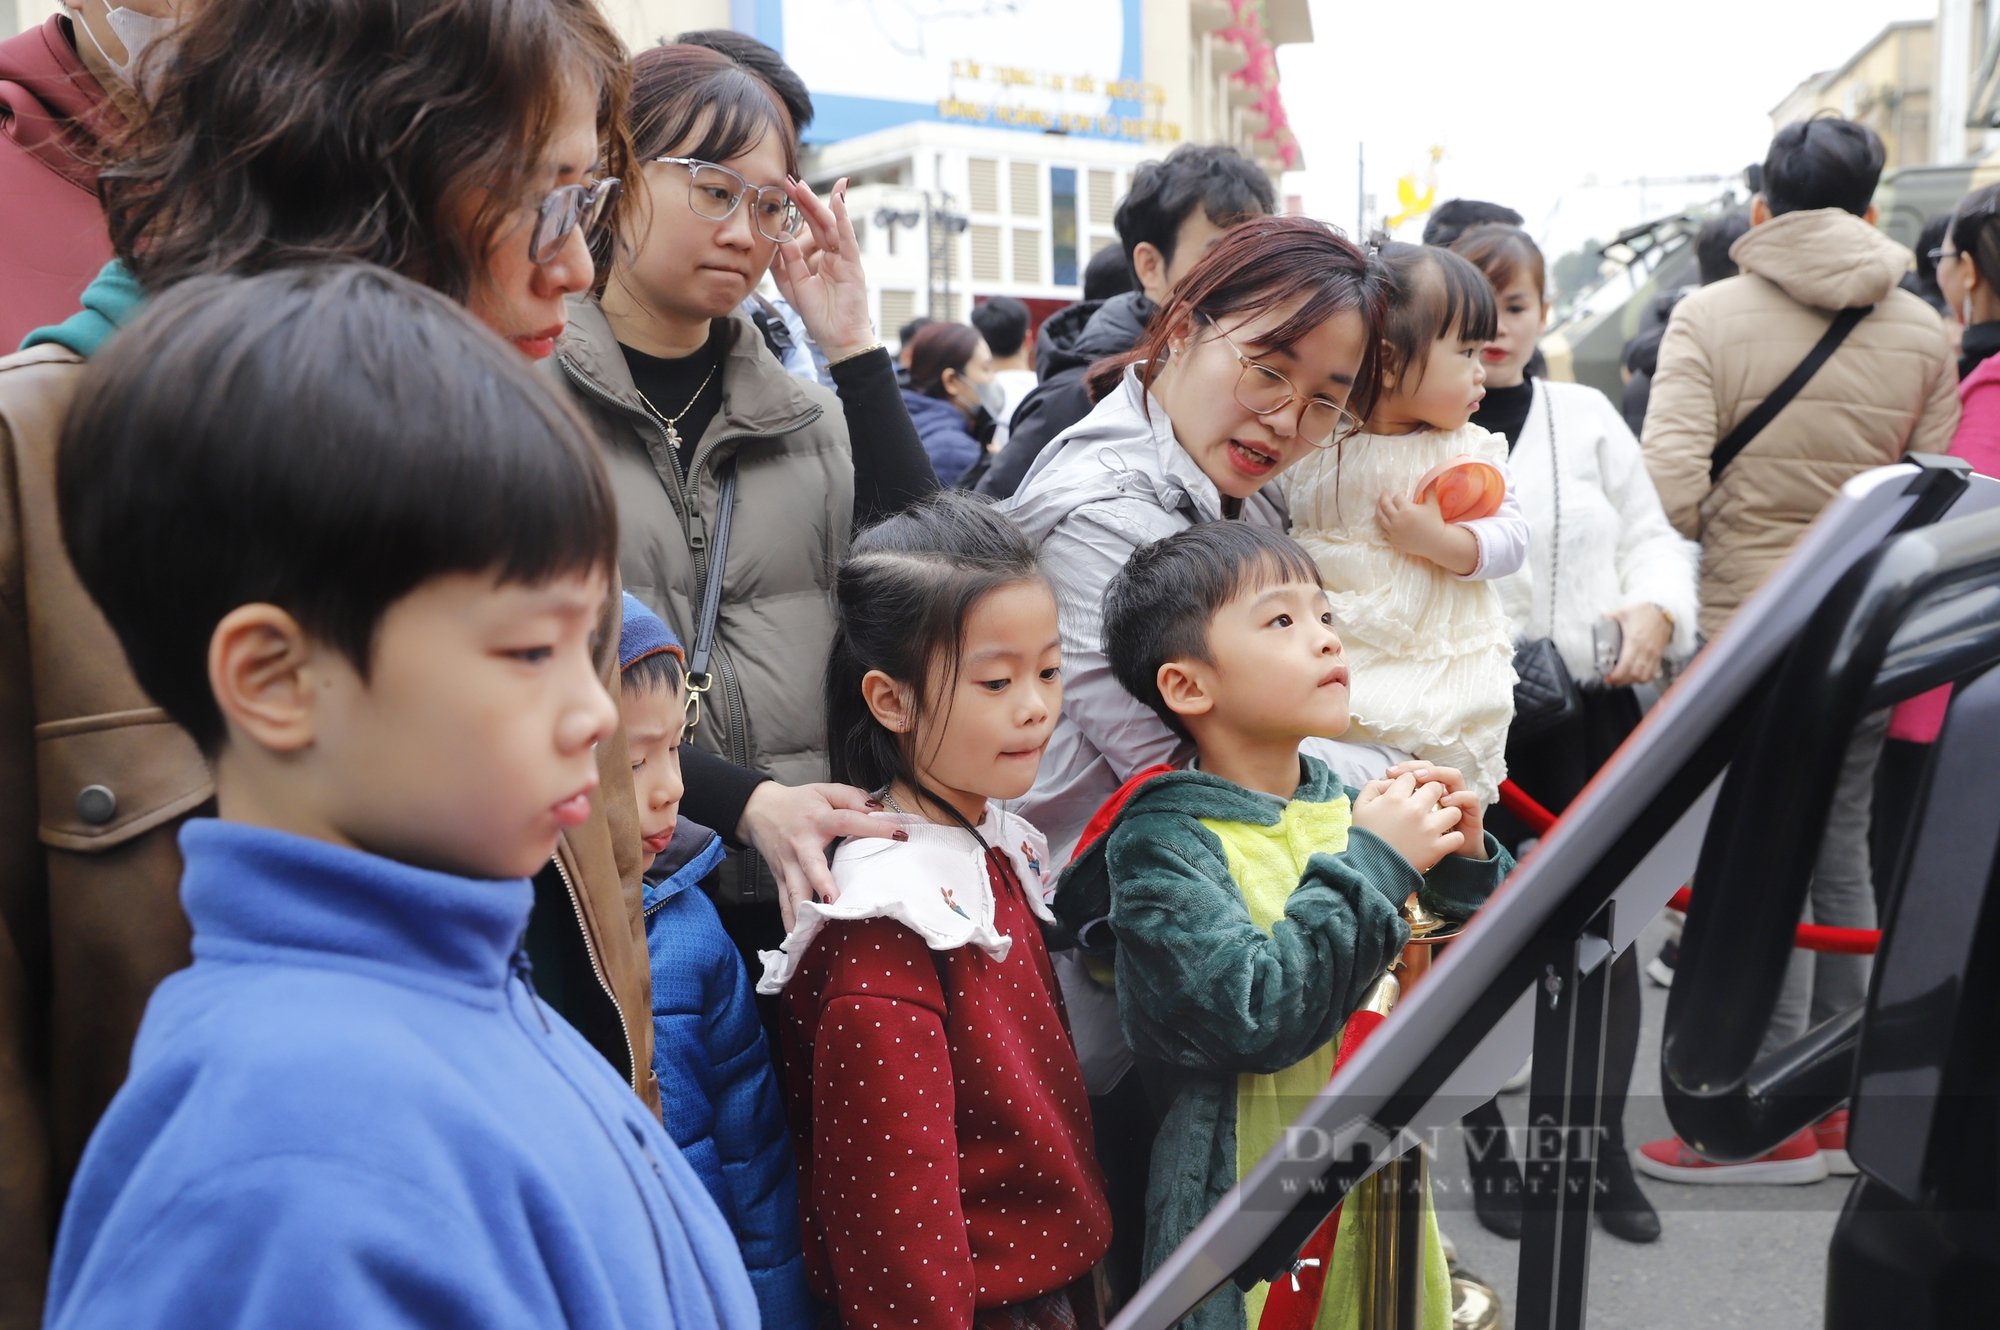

{"left": 643, "top": 822, "right": 810, "bottom": 1328}
{"left": 899, "top": 387, "right": 984, "bottom": 487}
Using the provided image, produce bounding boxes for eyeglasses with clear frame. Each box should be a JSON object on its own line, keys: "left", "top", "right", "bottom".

{"left": 1929, "top": 246, "right": 1958, "bottom": 265}
{"left": 1203, "top": 316, "right": 1360, "bottom": 448}
{"left": 531, "top": 177, "right": 621, "bottom": 266}
{"left": 654, "top": 156, "right": 803, "bottom": 243}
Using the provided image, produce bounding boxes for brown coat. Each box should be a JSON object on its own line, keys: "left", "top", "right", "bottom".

{"left": 0, "top": 344, "right": 657, "bottom": 1329}
{"left": 1642, "top": 208, "right": 1959, "bottom": 640}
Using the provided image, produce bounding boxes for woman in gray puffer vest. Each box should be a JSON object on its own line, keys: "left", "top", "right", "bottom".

{"left": 558, "top": 43, "right": 935, "bottom": 954}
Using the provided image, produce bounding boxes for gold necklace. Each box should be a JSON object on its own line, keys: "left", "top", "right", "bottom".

{"left": 634, "top": 356, "right": 719, "bottom": 453}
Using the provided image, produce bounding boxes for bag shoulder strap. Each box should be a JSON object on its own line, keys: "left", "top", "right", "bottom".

{"left": 684, "top": 458, "right": 739, "bottom": 730}
{"left": 1710, "top": 305, "right": 1872, "bottom": 484}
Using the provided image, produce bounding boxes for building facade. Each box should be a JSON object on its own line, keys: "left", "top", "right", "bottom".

{"left": 776, "top": 0, "right": 1312, "bottom": 333}
{"left": 1771, "top": 20, "right": 1936, "bottom": 173}
{"left": 1937, "top": 0, "right": 2000, "bottom": 164}
{"left": 601, "top": 1, "right": 1311, "bottom": 333}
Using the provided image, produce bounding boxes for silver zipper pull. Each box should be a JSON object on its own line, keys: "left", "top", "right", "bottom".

{"left": 1288, "top": 1256, "right": 1322, "bottom": 1292}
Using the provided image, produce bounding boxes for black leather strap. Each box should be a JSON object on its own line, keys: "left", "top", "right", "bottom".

{"left": 692, "top": 456, "right": 748, "bottom": 700}
{"left": 1710, "top": 305, "right": 1872, "bottom": 484}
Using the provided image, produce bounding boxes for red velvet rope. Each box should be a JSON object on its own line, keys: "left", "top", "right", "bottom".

{"left": 1496, "top": 780, "right": 1880, "bottom": 956}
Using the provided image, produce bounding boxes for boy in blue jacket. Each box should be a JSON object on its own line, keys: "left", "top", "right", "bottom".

{"left": 41, "top": 266, "right": 758, "bottom": 1330}
{"left": 1055, "top": 521, "right": 1512, "bottom": 1330}
{"left": 617, "top": 593, "right": 812, "bottom": 1327}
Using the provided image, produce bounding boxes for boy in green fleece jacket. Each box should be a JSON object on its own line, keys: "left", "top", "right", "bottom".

{"left": 1056, "top": 521, "right": 1512, "bottom": 1330}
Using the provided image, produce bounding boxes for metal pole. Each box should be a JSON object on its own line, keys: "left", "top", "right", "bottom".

{"left": 940, "top": 192, "right": 954, "bottom": 320}
{"left": 923, "top": 192, "right": 937, "bottom": 318}
{"left": 1516, "top": 901, "right": 1614, "bottom": 1330}
{"left": 1357, "top": 142, "right": 1366, "bottom": 238}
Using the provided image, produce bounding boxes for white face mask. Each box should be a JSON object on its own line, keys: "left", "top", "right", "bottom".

{"left": 65, "top": 3, "right": 180, "bottom": 88}
{"left": 973, "top": 376, "right": 1008, "bottom": 419}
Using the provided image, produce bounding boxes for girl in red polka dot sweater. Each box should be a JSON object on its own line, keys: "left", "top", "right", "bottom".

{"left": 757, "top": 494, "right": 1111, "bottom": 1328}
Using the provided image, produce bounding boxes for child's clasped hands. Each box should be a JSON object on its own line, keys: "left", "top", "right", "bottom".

{"left": 1351, "top": 760, "right": 1490, "bottom": 872}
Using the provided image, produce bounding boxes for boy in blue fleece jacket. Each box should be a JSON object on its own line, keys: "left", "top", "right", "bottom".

{"left": 1056, "top": 521, "right": 1512, "bottom": 1330}
{"left": 42, "top": 266, "right": 757, "bottom": 1330}
{"left": 617, "top": 593, "right": 812, "bottom": 1327}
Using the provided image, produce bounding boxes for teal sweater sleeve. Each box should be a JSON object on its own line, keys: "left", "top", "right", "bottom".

{"left": 1417, "top": 831, "right": 1513, "bottom": 919}
{"left": 1337, "top": 783, "right": 1514, "bottom": 920}
{"left": 1105, "top": 811, "right": 1413, "bottom": 1077}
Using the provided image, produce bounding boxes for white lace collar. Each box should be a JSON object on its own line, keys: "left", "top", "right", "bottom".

{"left": 755, "top": 805, "right": 1054, "bottom": 994}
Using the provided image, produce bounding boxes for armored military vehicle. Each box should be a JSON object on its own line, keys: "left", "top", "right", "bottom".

{"left": 1542, "top": 150, "right": 1998, "bottom": 402}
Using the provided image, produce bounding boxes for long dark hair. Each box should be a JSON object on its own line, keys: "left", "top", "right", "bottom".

{"left": 1087, "top": 214, "right": 1389, "bottom": 423}
{"left": 101, "top": 0, "right": 634, "bottom": 299}
{"left": 827, "top": 493, "right": 1045, "bottom": 829}
{"left": 1950, "top": 183, "right": 2000, "bottom": 297}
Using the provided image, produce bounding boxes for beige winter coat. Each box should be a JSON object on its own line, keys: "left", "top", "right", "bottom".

{"left": 1643, "top": 208, "right": 1958, "bottom": 639}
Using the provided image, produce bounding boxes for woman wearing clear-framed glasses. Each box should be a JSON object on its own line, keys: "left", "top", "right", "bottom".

{"left": 1004, "top": 216, "right": 1397, "bottom": 866}
{"left": 997, "top": 217, "right": 1395, "bottom": 1305}
{"left": 557, "top": 42, "right": 936, "bottom": 947}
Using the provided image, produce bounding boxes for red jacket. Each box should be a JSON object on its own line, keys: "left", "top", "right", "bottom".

{"left": 1889, "top": 350, "right": 2000, "bottom": 744}
{"left": 0, "top": 16, "right": 114, "bottom": 352}
{"left": 777, "top": 834, "right": 1110, "bottom": 1327}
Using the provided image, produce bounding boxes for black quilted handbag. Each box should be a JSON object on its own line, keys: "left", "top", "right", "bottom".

{"left": 1510, "top": 387, "right": 1580, "bottom": 741}
{"left": 1510, "top": 635, "right": 1580, "bottom": 740}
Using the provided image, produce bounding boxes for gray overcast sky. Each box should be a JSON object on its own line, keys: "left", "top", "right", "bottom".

{"left": 1280, "top": 0, "right": 1938, "bottom": 259}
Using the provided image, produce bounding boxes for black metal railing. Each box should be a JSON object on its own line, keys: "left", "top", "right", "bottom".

{"left": 1661, "top": 507, "right": 2000, "bottom": 1157}
{"left": 1109, "top": 456, "right": 1998, "bottom": 1330}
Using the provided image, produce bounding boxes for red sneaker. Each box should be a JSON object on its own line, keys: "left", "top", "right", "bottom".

{"left": 1814, "top": 1109, "right": 1856, "bottom": 1176}
{"left": 1633, "top": 1127, "right": 1829, "bottom": 1185}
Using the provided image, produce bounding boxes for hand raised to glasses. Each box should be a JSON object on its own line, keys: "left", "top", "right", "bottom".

{"left": 1352, "top": 769, "right": 1465, "bottom": 873}
{"left": 770, "top": 175, "right": 877, "bottom": 363}
{"left": 1382, "top": 760, "right": 1488, "bottom": 860}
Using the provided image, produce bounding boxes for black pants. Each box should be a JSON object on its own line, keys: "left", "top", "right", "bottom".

{"left": 1474, "top": 687, "right": 1646, "bottom": 1162}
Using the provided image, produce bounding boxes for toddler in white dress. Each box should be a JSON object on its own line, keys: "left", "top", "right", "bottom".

{"left": 1280, "top": 243, "right": 1527, "bottom": 803}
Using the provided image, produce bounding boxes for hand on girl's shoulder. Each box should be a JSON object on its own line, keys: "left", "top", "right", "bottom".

{"left": 756, "top": 812, "right": 1053, "bottom": 994}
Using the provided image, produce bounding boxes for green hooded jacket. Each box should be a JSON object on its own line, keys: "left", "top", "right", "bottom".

{"left": 1056, "top": 757, "right": 1511, "bottom": 1330}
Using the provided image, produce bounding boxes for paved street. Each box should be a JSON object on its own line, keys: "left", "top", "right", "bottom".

{"left": 1434, "top": 915, "right": 1849, "bottom": 1329}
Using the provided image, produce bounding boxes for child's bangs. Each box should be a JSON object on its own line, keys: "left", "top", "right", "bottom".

{"left": 621, "top": 649, "right": 686, "bottom": 700}
{"left": 1225, "top": 541, "right": 1324, "bottom": 604}
{"left": 1401, "top": 250, "right": 1498, "bottom": 349}
{"left": 273, "top": 304, "right": 621, "bottom": 674}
